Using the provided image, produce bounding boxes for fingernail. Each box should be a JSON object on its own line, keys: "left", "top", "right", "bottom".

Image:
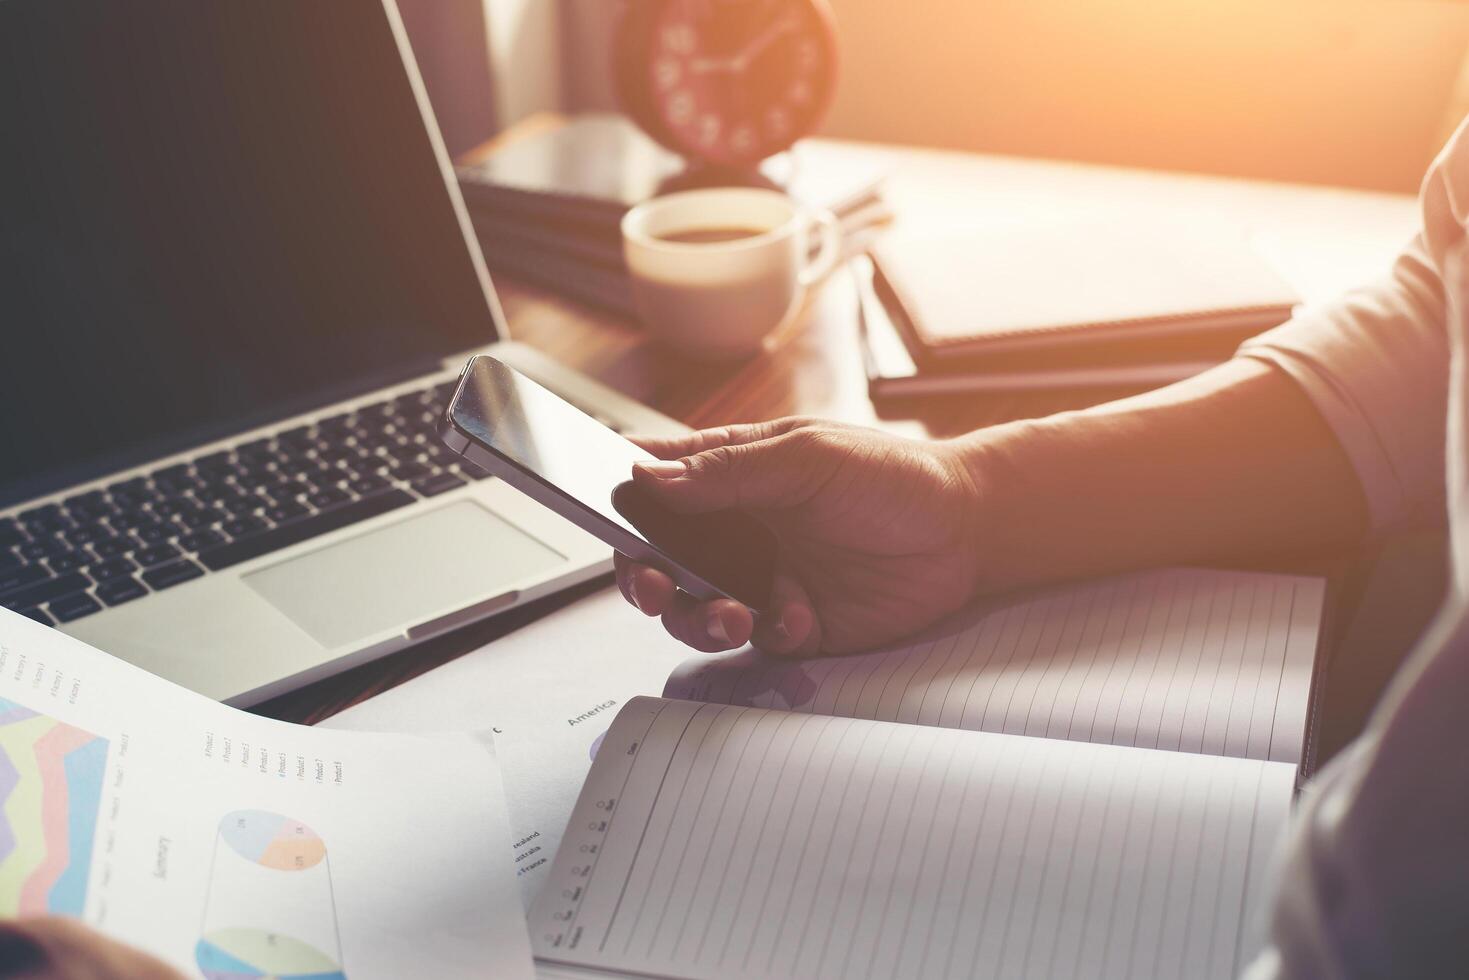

{"left": 636, "top": 459, "right": 687, "bottom": 479}
{"left": 707, "top": 610, "right": 731, "bottom": 644}
{"left": 627, "top": 585, "right": 643, "bottom": 613}
{"left": 772, "top": 606, "right": 805, "bottom": 649}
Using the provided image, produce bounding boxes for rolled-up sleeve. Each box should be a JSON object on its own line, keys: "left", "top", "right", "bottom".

{"left": 1238, "top": 144, "right": 1459, "bottom": 530}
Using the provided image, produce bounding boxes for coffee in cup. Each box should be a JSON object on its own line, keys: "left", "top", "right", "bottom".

{"left": 621, "top": 188, "right": 841, "bottom": 360}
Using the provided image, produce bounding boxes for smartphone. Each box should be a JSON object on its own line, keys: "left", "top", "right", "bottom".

{"left": 439, "top": 355, "right": 778, "bottom": 611}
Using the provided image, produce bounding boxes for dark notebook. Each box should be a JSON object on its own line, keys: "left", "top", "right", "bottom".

{"left": 871, "top": 221, "right": 1299, "bottom": 366}
{"left": 457, "top": 115, "right": 890, "bottom": 314}
{"left": 854, "top": 256, "right": 1264, "bottom": 398}
{"left": 456, "top": 114, "right": 886, "bottom": 237}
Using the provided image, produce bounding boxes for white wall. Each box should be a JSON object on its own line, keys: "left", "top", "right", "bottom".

{"left": 484, "top": 0, "right": 563, "bottom": 125}
{"left": 558, "top": 0, "right": 1469, "bottom": 192}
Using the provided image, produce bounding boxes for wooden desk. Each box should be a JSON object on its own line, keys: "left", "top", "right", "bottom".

{"left": 255, "top": 121, "right": 1423, "bottom": 735}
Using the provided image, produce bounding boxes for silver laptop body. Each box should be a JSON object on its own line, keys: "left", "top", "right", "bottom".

{"left": 0, "top": 0, "right": 683, "bottom": 705}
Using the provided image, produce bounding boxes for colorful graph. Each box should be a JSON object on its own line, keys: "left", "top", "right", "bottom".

{"left": 196, "top": 928, "right": 345, "bottom": 980}
{"left": 0, "top": 696, "right": 108, "bottom": 917}
{"left": 218, "top": 810, "right": 326, "bottom": 871}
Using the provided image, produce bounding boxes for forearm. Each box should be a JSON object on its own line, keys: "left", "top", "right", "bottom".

{"left": 957, "top": 357, "right": 1370, "bottom": 591}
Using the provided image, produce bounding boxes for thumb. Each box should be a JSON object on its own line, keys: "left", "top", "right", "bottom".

{"left": 631, "top": 435, "right": 809, "bottom": 513}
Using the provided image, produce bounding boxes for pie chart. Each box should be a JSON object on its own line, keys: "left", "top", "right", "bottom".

{"left": 218, "top": 810, "right": 326, "bottom": 871}
{"left": 196, "top": 928, "right": 344, "bottom": 980}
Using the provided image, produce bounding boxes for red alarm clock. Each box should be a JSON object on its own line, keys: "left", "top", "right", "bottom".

{"left": 615, "top": 0, "right": 839, "bottom": 168}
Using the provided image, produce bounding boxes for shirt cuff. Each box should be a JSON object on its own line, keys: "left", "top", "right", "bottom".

{"left": 1237, "top": 340, "right": 1415, "bottom": 530}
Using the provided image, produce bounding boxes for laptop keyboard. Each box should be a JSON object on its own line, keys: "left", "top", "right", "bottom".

{"left": 0, "top": 377, "right": 501, "bottom": 627}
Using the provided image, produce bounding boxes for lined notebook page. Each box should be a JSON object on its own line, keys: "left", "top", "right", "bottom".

{"left": 531, "top": 697, "right": 1293, "bottom": 980}
{"left": 665, "top": 568, "right": 1323, "bottom": 763}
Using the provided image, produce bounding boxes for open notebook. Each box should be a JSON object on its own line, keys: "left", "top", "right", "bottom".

{"left": 528, "top": 567, "right": 1324, "bottom": 979}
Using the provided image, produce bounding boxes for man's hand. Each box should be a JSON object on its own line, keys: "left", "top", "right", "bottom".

{"left": 614, "top": 418, "right": 985, "bottom": 656}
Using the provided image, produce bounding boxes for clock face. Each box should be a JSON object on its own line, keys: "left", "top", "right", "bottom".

{"left": 642, "top": 0, "right": 837, "bottom": 166}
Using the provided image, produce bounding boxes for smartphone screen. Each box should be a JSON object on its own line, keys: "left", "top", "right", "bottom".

{"left": 444, "top": 356, "right": 777, "bottom": 609}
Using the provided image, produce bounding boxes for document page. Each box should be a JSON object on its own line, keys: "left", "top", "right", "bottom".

{"left": 530, "top": 697, "right": 1293, "bottom": 980}
{"left": 666, "top": 568, "right": 1322, "bottom": 763}
{"left": 323, "top": 586, "right": 694, "bottom": 906}
{"left": 0, "top": 609, "right": 533, "bottom": 980}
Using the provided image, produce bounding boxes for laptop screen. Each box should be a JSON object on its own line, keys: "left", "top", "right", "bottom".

{"left": 0, "top": 0, "right": 503, "bottom": 505}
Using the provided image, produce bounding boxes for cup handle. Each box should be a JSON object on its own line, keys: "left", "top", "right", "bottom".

{"left": 799, "top": 209, "right": 842, "bottom": 287}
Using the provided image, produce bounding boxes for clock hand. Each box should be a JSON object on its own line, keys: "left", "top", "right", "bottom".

{"left": 730, "top": 15, "right": 798, "bottom": 72}
{"left": 686, "top": 16, "right": 798, "bottom": 75}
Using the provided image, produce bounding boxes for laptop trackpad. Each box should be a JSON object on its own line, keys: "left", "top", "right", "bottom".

{"left": 243, "top": 500, "right": 565, "bottom": 649}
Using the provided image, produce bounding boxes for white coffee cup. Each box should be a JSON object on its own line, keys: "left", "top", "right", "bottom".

{"left": 621, "top": 188, "right": 841, "bottom": 359}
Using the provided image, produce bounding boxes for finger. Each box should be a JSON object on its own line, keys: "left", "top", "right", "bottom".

{"left": 660, "top": 594, "right": 753, "bottom": 652}
{"left": 612, "top": 553, "right": 676, "bottom": 616}
{"left": 751, "top": 572, "right": 823, "bottom": 657}
{"left": 630, "top": 429, "right": 817, "bottom": 513}
{"left": 3, "top": 916, "right": 189, "bottom": 980}
{"left": 628, "top": 417, "right": 816, "bottom": 461}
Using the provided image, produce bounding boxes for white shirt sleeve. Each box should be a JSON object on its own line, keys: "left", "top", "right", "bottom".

{"left": 1239, "top": 117, "right": 1469, "bottom": 980}
{"left": 1237, "top": 138, "right": 1458, "bottom": 530}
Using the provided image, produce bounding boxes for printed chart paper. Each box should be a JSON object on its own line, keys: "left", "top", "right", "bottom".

{"left": 0, "top": 608, "right": 533, "bottom": 980}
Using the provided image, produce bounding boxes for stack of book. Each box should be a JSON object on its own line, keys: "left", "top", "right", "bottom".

{"left": 455, "top": 114, "right": 890, "bottom": 315}
{"left": 855, "top": 220, "right": 1302, "bottom": 398}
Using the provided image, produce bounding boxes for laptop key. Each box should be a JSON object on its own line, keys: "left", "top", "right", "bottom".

{"left": 20, "top": 537, "right": 66, "bottom": 561}
{"left": 219, "top": 493, "right": 265, "bottom": 517}
{"left": 15, "top": 607, "right": 54, "bottom": 627}
{"left": 171, "top": 505, "right": 216, "bottom": 530}
{"left": 131, "top": 521, "right": 171, "bottom": 545}
{"left": 23, "top": 515, "right": 72, "bottom": 538}
{"left": 316, "top": 413, "right": 353, "bottom": 433}
{"left": 134, "top": 543, "right": 181, "bottom": 567}
{"left": 264, "top": 501, "right": 310, "bottom": 524}
{"left": 141, "top": 559, "right": 204, "bottom": 591}
{"left": 97, "top": 576, "right": 148, "bottom": 607}
{"left": 18, "top": 503, "right": 64, "bottom": 524}
{"left": 89, "top": 557, "right": 138, "bottom": 581}
{"left": 410, "top": 472, "right": 466, "bottom": 497}
{"left": 237, "top": 437, "right": 275, "bottom": 458}
{"left": 304, "top": 487, "right": 349, "bottom": 511}
{"left": 62, "top": 521, "right": 106, "bottom": 546}
{"left": 221, "top": 515, "right": 268, "bottom": 539}
{"left": 198, "top": 488, "right": 415, "bottom": 571}
{"left": 91, "top": 535, "right": 131, "bottom": 558}
{"left": 50, "top": 592, "right": 103, "bottom": 623}
{"left": 177, "top": 528, "right": 225, "bottom": 553}
{"left": 109, "top": 507, "right": 148, "bottom": 530}
{"left": 63, "top": 489, "right": 106, "bottom": 509}
{"left": 0, "top": 564, "right": 52, "bottom": 595}
{"left": 0, "top": 518, "right": 23, "bottom": 547}
{"left": 1, "top": 572, "right": 90, "bottom": 611}
{"left": 346, "top": 474, "right": 390, "bottom": 495}
{"left": 387, "top": 460, "right": 430, "bottom": 481}
{"left": 196, "top": 450, "right": 236, "bottom": 473}
{"left": 46, "top": 551, "right": 88, "bottom": 574}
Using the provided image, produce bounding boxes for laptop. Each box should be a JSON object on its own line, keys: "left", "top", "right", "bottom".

{"left": 0, "top": 0, "right": 685, "bottom": 705}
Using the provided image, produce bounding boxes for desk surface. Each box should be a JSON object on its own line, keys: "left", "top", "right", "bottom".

{"left": 254, "top": 118, "right": 1421, "bottom": 728}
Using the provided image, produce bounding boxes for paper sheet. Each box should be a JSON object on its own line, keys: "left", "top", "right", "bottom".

{"left": 0, "top": 608, "right": 533, "bottom": 980}
{"left": 531, "top": 697, "right": 1293, "bottom": 980}
{"left": 666, "top": 568, "right": 1323, "bottom": 763}
{"left": 323, "top": 587, "right": 693, "bottom": 907}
